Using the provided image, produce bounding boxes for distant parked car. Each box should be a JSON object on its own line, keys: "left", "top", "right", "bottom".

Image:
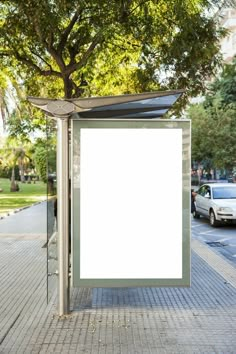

{"left": 227, "top": 176, "right": 234, "bottom": 183}
{"left": 193, "top": 183, "right": 236, "bottom": 226}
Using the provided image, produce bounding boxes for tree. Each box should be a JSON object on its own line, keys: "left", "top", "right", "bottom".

{"left": 0, "top": 64, "right": 48, "bottom": 138}
{"left": 0, "top": 69, "right": 12, "bottom": 130}
{"left": 188, "top": 104, "right": 213, "bottom": 162}
{"left": 0, "top": 135, "right": 34, "bottom": 190}
{"left": 188, "top": 56, "right": 236, "bottom": 173}
{"left": 33, "top": 137, "right": 56, "bottom": 185}
{"left": 189, "top": 101, "right": 236, "bottom": 169}
{"left": 0, "top": 0, "right": 228, "bottom": 105}
{"left": 204, "top": 56, "right": 236, "bottom": 107}
{"left": 34, "top": 146, "right": 47, "bottom": 183}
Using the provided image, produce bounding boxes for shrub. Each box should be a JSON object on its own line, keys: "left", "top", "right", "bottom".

{"left": 34, "top": 147, "right": 47, "bottom": 183}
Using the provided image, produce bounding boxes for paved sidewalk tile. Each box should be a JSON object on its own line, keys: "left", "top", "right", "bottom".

{"left": 0, "top": 233, "right": 236, "bottom": 354}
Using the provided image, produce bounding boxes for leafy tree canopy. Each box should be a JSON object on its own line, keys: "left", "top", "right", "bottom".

{"left": 0, "top": 0, "right": 229, "bottom": 104}
{"left": 188, "top": 56, "right": 236, "bottom": 171}
{"left": 204, "top": 56, "right": 236, "bottom": 107}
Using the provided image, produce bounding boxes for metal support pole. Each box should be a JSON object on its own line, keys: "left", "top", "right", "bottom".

{"left": 57, "top": 117, "right": 70, "bottom": 315}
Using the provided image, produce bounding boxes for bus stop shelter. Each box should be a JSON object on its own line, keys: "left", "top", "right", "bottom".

{"left": 28, "top": 90, "right": 191, "bottom": 316}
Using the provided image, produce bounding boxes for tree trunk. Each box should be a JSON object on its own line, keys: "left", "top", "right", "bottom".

{"left": 10, "top": 166, "right": 18, "bottom": 192}
{"left": 197, "top": 162, "right": 202, "bottom": 186}
{"left": 0, "top": 89, "right": 6, "bottom": 130}
{"left": 63, "top": 76, "right": 73, "bottom": 98}
{"left": 19, "top": 160, "right": 25, "bottom": 182}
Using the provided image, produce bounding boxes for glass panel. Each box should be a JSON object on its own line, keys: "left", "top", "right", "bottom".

{"left": 46, "top": 118, "right": 58, "bottom": 303}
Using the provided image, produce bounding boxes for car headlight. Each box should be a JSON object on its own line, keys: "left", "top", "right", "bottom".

{"left": 218, "top": 207, "right": 233, "bottom": 212}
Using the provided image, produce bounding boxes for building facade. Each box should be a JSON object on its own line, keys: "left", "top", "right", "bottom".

{"left": 220, "top": 7, "right": 236, "bottom": 62}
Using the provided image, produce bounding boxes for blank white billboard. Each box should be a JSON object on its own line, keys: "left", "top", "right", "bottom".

{"left": 79, "top": 128, "right": 182, "bottom": 279}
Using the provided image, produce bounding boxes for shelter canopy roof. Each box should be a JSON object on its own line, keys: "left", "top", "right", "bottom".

{"left": 28, "top": 90, "right": 184, "bottom": 119}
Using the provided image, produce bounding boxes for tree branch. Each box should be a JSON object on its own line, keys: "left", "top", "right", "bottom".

{"left": 65, "top": 33, "right": 103, "bottom": 75}
{"left": 0, "top": 52, "right": 10, "bottom": 57}
{"left": 160, "top": 14, "right": 179, "bottom": 28}
{"left": 31, "top": 50, "right": 54, "bottom": 72}
{"left": 32, "top": 17, "right": 66, "bottom": 71}
{"left": 12, "top": 49, "right": 61, "bottom": 78}
{"left": 58, "top": 9, "right": 81, "bottom": 53}
{"left": 129, "top": 0, "right": 153, "bottom": 15}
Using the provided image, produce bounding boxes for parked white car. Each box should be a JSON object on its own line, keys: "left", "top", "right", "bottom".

{"left": 193, "top": 183, "right": 236, "bottom": 226}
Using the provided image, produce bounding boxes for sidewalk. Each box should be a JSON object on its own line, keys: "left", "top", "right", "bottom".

{"left": 0, "top": 207, "right": 236, "bottom": 353}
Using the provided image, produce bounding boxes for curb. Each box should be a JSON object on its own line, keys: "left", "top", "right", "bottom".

{"left": 192, "top": 238, "right": 236, "bottom": 288}
{"left": 0, "top": 199, "right": 47, "bottom": 221}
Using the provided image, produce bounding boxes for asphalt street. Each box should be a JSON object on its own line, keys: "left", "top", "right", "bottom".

{"left": 0, "top": 201, "right": 47, "bottom": 237}
{"left": 192, "top": 215, "right": 236, "bottom": 266}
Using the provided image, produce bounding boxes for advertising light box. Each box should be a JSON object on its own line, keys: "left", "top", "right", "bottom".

{"left": 72, "top": 119, "right": 191, "bottom": 287}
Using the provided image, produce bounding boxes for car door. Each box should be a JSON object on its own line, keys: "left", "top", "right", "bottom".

{"left": 195, "top": 185, "right": 211, "bottom": 217}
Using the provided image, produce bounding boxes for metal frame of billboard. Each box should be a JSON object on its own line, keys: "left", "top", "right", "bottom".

{"left": 71, "top": 119, "right": 191, "bottom": 288}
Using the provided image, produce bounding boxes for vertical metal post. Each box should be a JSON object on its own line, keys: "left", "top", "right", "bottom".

{"left": 57, "top": 117, "right": 70, "bottom": 315}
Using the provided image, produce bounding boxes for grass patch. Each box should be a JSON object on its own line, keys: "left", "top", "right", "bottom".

{"left": 0, "top": 178, "right": 47, "bottom": 215}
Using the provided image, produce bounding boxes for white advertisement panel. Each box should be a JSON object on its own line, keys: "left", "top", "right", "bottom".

{"left": 72, "top": 120, "right": 190, "bottom": 287}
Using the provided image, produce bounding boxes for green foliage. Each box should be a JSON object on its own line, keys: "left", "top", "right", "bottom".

{"left": 205, "top": 56, "right": 236, "bottom": 107}
{"left": 47, "top": 149, "right": 56, "bottom": 174}
{"left": 6, "top": 107, "right": 46, "bottom": 141}
{"left": 34, "top": 146, "right": 47, "bottom": 183}
{"left": 0, "top": 165, "right": 10, "bottom": 179}
{"left": 34, "top": 135, "right": 57, "bottom": 172}
{"left": 32, "top": 135, "right": 56, "bottom": 183}
{"left": 0, "top": 0, "right": 227, "bottom": 107}
{"left": 188, "top": 57, "right": 236, "bottom": 171}
{"left": 188, "top": 104, "right": 213, "bottom": 163}
{"left": 0, "top": 138, "right": 32, "bottom": 188}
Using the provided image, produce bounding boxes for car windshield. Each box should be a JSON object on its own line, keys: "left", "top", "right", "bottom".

{"left": 212, "top": 187, "right": 236, "bottom": 199}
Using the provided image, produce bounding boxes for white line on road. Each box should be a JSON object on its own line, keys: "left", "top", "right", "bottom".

{"left": 191, "top": 223, "right": 203, "bottom": 228}
{"left": 199, "top": 229, "right": 217, "bottom": 235}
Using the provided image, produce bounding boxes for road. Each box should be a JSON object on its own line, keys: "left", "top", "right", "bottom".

{"left": 192, "top": 215, "right": 236, "bottom": 266}
{"left": 0, "top": 201, "right": 47, "bottom": 236}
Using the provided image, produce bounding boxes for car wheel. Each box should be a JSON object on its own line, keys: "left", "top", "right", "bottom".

{"left": 193, "top": 210, "right": 200, "bottom": 219}
{"left": 209, "top": 210, "right": 219, "bottom": 227}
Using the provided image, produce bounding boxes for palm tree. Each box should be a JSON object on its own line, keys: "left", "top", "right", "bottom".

{"left": 0, "top": 146, "right": 18, "bottom": 192}
{"left": 0, "top": 139, "right": 32, "bottom": 192}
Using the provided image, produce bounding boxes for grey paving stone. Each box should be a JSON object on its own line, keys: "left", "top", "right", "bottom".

{"left": 0, "top": 232, "right": 236, "bottom": 353}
